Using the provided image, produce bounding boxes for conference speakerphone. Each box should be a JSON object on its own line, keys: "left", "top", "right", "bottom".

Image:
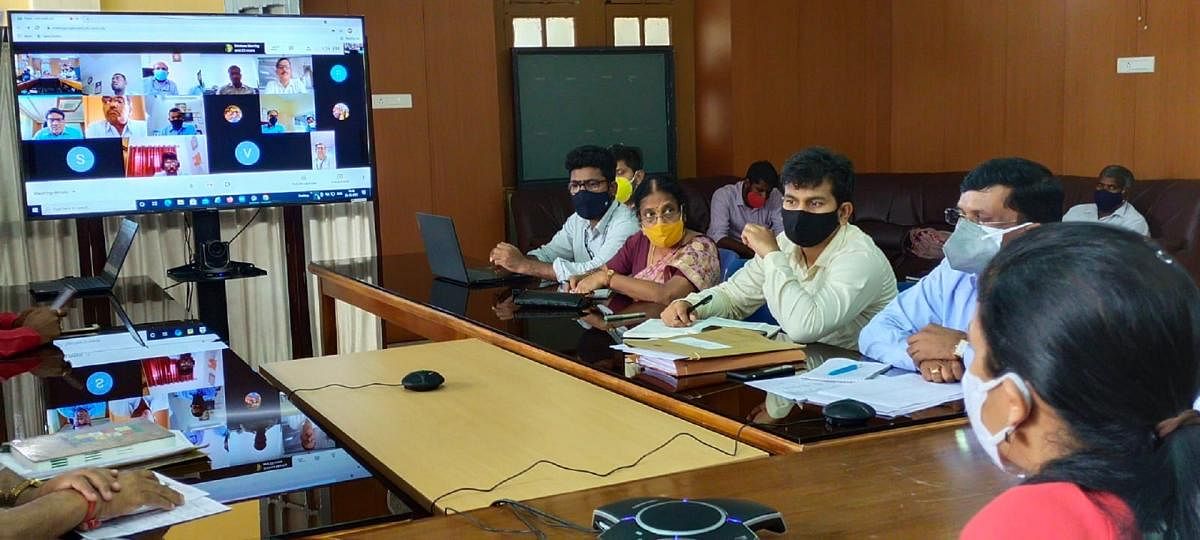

{"left": 593, "top": 497, "right": 786, "bottom": 539}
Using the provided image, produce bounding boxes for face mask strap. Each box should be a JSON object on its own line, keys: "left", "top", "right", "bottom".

{"left": 981, "top": 372, "right": 1032, "bottom": 444}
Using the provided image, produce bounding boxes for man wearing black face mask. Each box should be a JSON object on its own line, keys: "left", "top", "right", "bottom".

{"left": 154, "top": 107, "right": 197, "bottom": 136}
{"left": 859, "top": 157, "right": 1064, "bottom": 384}
{"left": 490, "top": 145, "right": 639, "bottom": 282}
{"left": 662, "top": 147, "right": 895, "bottom": 351}
{"left": 1062, "top": 165, "right": 1149, "bottom": 236}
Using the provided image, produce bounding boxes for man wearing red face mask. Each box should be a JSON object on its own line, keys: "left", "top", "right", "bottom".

{"left": 707, "top": 161, "right": 783, "bottom": 258}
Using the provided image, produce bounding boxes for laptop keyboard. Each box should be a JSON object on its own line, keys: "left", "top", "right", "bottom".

{"left": 466, "top": 268, "right": 501, "bottom": 281}
{"left": 62, "top": 275, "right": 109, "bottom": 291}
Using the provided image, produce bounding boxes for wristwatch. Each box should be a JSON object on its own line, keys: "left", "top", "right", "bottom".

{"left": 953, "top": 338, "right": 969, "bottom": 360}
{"left": 1, "top": 477, "right": 41, "bottom": 507}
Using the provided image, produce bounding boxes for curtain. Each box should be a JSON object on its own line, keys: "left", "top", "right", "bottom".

{"left": 126, "top": 144, "right": 177, "bottom": 177}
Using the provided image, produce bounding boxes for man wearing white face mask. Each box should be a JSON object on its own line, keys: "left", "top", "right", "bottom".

{"left": 858, "top": 157, "right": 1064, "bottom": 383}
{"left": 960, "top": 223, "right": 1200, "bottom": 539}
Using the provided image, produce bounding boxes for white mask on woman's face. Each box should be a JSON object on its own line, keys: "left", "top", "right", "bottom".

{"left": 962, "top": 370, "right": 1031, "bottom": 475}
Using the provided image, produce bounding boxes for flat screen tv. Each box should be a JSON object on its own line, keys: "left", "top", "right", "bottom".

{"left": 513, "top": 47, "right": 675, "bottom": 184}
{"left": 7, "top": 11, "right": 375, "bottom": 219}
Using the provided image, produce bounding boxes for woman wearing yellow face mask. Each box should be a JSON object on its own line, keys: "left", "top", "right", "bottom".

{"left": 570, "top": 177, "right": 720, "bottom": 315}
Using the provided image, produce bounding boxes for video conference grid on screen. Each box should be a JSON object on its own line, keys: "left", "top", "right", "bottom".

{"left": 45, "top": 324, "right": 369, "bottom": 500}
{"left": 8, "top": 12, "right": 373, "bottom": 219}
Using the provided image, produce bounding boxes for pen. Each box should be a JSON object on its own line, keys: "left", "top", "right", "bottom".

{"left": 827, "top": 364, "right": 860, "bottom": 376}
{"left": 686, "top": 295, "right": 713, "bottom": 314}
{"left": 604, "top": 312, "right": 646, "bottom": 322}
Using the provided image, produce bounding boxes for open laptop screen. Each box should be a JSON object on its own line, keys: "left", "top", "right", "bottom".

{"left": 101, "top": 218, "right": 139, "bottom": 283}
{"left": 45, "top": 322, "right": 371, "bottom": 503}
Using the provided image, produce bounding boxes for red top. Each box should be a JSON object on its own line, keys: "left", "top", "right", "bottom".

{"left": 962, "top": 482, "right": 1137, "bottom": 540}
{"left": 0, "top": 312, "right": 44, "bottom": 359}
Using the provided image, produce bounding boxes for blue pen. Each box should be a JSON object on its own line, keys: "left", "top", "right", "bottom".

{"left": 827, "top": 364, "right": 860, "bottom": 376}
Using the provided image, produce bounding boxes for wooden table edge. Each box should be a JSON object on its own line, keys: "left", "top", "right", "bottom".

{"left": 307, "top": 263, "right": 801, "bottom": 455}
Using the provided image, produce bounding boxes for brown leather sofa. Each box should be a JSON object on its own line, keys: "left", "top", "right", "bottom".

{"left": 510, "top": 173, "right": 1200, "bottom": 282}
{"left": 854, "top": 172, "right": 1200, "bottom": 281}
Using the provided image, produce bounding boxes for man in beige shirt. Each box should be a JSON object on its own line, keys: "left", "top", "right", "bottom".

{"left": 661, "top": 147, "right": 896, "bottom": 351}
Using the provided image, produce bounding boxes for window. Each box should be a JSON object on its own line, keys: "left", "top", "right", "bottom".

{"left": 512, "top": 16, "right": 576, "bottom": 47}
{"left": 611, "top": 16, "right": 670, "bottom": 46}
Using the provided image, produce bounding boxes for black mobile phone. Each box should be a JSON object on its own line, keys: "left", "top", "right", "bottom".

{"left": 727, "top": 364, "right": 796, "bottom": 382}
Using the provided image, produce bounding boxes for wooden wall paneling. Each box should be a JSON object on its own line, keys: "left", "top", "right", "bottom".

{"left": 939, "top": 0, "right": 1006, "bottom": 171}
{"left": 1061, "top": 0, "right": 1138, "bottom": 177}
{"left": 423, "top": 0, "right": 507, "bottom": 258}
{"left": 1131, "top": 1, "right": 1200, "bottom": 179}
{"left": 347, "top": 0, "right": 434, "bottom": 257}
{"left": 792, "top": 0, "right": 891, "bottom": 172}
{"left": 890, "top": 1, "right": 948, "bottom": 171}
{"left": 729, "top": 0, "right": 803, "bottom": 172}
{"left": 1002, "top": 0, "right": 1066, "bottom": 172}
{"left": 671, "top": 2, "right": 697, "bottom": 179}
{"left": 694, "top": 0, "right": 733, "bottom": 177}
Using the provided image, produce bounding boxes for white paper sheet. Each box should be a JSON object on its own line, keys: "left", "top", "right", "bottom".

{"left": 78, "top": 473, "right": 230, "bottom": 540}
{"left": 798, "top": 358, "right": 891, "bottom": 382}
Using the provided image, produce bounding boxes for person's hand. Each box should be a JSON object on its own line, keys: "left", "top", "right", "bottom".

{"left": 32, "top": 468, "right": 120, "bottom": 503}
{"left": 660, "top": 300, "right": 696, "bottom": 327}
{"left": 917, "top": 358, "right": 965, "bottom": 384}
{"left": 96, "top": 470, "right": 183, "bottom": 520}
{"left": 740, "top": 224, "right": 781, "bottom": 258}
{"left": 906, "top": 324, "right": 966, "bottom": 364}
{"left": 489, "top": 243, "right": 526, "bottom": 273}
{"left": 29, "top": 346, "right": 69, "bottom": 378}
{"left": 491, "top": 295, "right": 518, "bottom": 321}
{"left": 570, "top": 269, "right": 610, "bottom": 295}
{"left": 17, "top": 307, "right": 64, "bottom": 343}
{"left": 577, "top": 310, "right": 610, "bottom": 331}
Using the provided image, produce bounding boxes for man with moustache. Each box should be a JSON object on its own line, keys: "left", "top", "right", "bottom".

{"left": 85, "top": 95, "right": 147, "bottom": 138}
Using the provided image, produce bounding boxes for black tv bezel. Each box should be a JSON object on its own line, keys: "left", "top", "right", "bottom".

{"left": 6, "top": 10, "right": 380, "bottom": 221}
{"left": 511, "top": 46, "right": 677, "bottom": 185}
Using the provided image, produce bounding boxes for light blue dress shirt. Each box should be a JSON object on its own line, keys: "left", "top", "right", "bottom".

{"left": 858, "top": 259, "right": 977, "bottom": 371}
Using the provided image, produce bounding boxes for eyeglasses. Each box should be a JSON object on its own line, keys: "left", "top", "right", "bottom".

{"left": 944, "top": 208, "right": 1018, "bottom": 228}
{"left": 640, "top": 206, "right": 682, "bottom": 225}
{"left": 568, "top": 179, "right": 609, "bottom": 194}
{"left": 46, "top": 116, "right": 65, "bottom": 123}
{"left": 1096, "top": 182, "right": 1123, "bottom": 193}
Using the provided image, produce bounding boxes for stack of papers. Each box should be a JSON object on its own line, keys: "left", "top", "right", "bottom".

{"left": 746, "top": 368, "right": 962, "bottom": 418}
{"left": 623, "top": 317, "right": 782, "bottom": 340}
{"left": 807, "top": 373, "right": 963, "bottom": 417}
{"left": 79, "top": 473, "right": 230, "bottom": 539}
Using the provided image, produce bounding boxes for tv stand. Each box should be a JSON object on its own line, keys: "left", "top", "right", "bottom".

{"left": 166, "top": 210, "right": 267, "bottom": 340}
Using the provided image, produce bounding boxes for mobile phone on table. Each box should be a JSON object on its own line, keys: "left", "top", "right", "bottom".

{"left": 726, "top": 364, "right": 796, "bottom": 382}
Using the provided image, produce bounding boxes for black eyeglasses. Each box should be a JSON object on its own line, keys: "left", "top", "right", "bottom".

{"left": 944, "top": 208, "right": 1018, "bottom": 228}
{"left": 568, "top": 179, "right": 609, "bottom": 194}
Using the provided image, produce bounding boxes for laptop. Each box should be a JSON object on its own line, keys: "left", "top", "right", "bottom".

{"left": 30, "top": 217, "right": 139, "bottom": 297}
{"left": 416, "top": 213, "right": 514, "bottom": 286}
{"left": 108, "top": 294, "right": 147, "bottom": 348}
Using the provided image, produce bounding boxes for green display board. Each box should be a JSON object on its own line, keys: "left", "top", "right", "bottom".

{"left": 513, "top": 47, "right": 675, "bottom": 184}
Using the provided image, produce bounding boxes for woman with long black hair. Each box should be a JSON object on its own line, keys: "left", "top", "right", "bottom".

{"left": 962, "top": 222, "right": 1199, "bottom": 539}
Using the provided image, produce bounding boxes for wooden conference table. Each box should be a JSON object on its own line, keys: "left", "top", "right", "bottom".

{"left": 309, "top": 254, "right": 965, "bottom": 454}
{"left": 315, "top": 423, "right": 1015, "bottom": 538}
{"left": 262, "top": 339, "right": 765, "bottom": 514}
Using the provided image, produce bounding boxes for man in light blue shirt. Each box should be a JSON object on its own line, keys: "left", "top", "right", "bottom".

{"left": 490, "top": 145, "right": 639, "bottom": 282}
{"left": 261, "top": 109, "right": 286, "bottom": 133}
{"left": 32, "top": 108, "right": 82, "bottom": 140}
{"left": 153, "top": 107, "right": 197, "bottom": 136}
{"left": 859, "top": 157, "right": 1063, "bottom": 383}
{"left": 143, "top": 61, "right": 179, "bottom": 96}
